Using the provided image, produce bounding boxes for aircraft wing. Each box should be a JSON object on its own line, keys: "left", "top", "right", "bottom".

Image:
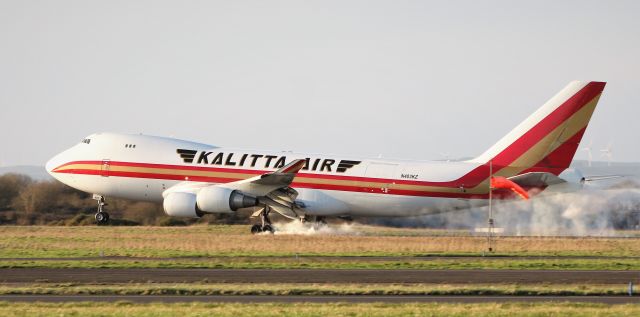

{"left": 215, "top": 159, "right": 307, "bottom": 220}
{"left": 219, "top": 159, "right": 306, "bottom": 196}
{"left": 162, "top": 159, "right": 307, "bottom": 220}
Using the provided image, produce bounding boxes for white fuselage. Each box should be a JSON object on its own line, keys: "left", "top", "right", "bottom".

{"left": 45, "top": 81, "right": 608, "bottom": 220}
{"left": 47, "top": 133, "right": 491, "bottom": 217}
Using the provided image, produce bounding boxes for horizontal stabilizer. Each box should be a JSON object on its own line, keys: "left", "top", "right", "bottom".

{"left": 584, "top": 175, "right": 625, "bottom": 182}
{"left": 508, "top": 172, "right": 566, "bottom": 188}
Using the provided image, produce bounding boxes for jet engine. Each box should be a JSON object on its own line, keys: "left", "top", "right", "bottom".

{"left": 196, "top": 186, "right": 259, "bottom": 213}
{"left": 163, "top": 192, "right": 203, "bottom": 218}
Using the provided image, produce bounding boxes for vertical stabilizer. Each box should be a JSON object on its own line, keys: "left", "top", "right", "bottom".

{"left": 471, "top": 81, "right": 606, "bottom": 176}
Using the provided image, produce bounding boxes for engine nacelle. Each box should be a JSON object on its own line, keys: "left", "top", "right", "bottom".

{"left": 163, "top": 192, "right": 203, "bottom": 218}
{"left": 196, "top": 186, "right": 259, "bottom": 213}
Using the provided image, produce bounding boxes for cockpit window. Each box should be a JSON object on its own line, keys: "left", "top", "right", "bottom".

{"left": 81, "top": 139, "right": 91, "bottom": 144}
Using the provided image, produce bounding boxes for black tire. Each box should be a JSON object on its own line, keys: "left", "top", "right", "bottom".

{"left": 251, "top": 224, "right": 263, "bottom": 234}
{"left": 95, "top": 212, "right": 109, "bottom": 224}
{"left": 262, "top": 224, "right": 274, "bottom": 234}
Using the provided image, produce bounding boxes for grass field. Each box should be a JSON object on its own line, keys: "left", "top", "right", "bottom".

{"left": 0, "top": 283, "right": 635, "bottom": 296}
{"left": 1, "top": 225, "right": 639, "bottom": 258}
{"left": 1, "top": 302, "right": 639, "bottom": 317}
{"left": 1, "top": 225, "right": 639, "bottom": 316}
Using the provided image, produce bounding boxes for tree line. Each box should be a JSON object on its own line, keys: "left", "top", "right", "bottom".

{"left": 0, "top": 173, "right": 250, "bottom": 226}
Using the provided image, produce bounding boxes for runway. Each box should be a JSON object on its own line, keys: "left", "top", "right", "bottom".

{"left": 1, "top": 268, "right": 639, "bottom": 284}
{"left": 0, "top": 295, "right": 638, "bottom": 304}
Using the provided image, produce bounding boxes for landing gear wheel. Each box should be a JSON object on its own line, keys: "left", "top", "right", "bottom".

{"left": 93, "top": 195, "right": 110, "bottom": 225}
{"left": 95, "top": 211, "right": 109, "bottom": 224}
{"left": 251, "top": 224, "right": 263, "bottom": 234}
{"left": 311, "top": 216, "right": 327, "bottom": 230}
{"left": 250, "top": 205, "right": 275, "bottom": 234}
{"left": 262, "top": 224, "right": 274, "bottom": 234}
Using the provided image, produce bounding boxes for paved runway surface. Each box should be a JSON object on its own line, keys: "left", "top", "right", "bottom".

{"left": 1, "top": 268, "right": 639, "bottom": 284}
{"left": 0, "top": 295, "right": 638, "bottom": 304}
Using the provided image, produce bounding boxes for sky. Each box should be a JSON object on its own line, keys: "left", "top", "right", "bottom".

{"left": 0, "top": 0, "right": 639, "bottom": 166}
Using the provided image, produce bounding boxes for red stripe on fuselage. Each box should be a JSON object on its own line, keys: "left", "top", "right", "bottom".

{"left": 53, "top": 160, "right": 490, "bottom": 187}
{"left": 54, "top": 160, "right": 267, "bottom": 176}
{"left": 54, "top": 164, "right": 490, "bottom": 199}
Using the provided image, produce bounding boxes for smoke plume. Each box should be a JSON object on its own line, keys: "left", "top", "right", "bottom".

{"left": 271, "top": 220, "right": 359, "bottom": 235}
{"left": 370, "top": 178, "right": 640, "bottom": 236}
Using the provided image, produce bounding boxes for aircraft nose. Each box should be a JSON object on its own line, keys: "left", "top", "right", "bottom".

{"left": 45, "top": 149, "right": 77, "bottom": 186}
{"left": 45, "top": 157, "right": 55, "bottom": 175}
{"left": 45, "top": 154, "right": 62, "bottom": 176}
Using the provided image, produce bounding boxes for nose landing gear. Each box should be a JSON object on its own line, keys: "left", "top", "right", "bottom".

{"left": 93, "top": 194, "right": 110, "bottom": 225}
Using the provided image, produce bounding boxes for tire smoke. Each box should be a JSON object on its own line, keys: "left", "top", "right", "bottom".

{"left": 369, "top": 178, "right": 640, "bottom": 236}
{"left": 271, "top": 220, "right": 358, "bottom": 235}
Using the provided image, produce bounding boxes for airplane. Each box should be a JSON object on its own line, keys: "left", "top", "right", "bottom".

{"left": 46, "top": 81, "right": 606, "bottom": 233}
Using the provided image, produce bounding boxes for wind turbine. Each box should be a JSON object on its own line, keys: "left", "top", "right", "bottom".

{"left": 600, "top": 143, "right": 613, "bottom": 166}
{"left": 581, "top": 140, "right": 593, "bottom": 167}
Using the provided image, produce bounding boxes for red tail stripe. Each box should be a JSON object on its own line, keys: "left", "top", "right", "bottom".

{"left": 518, "top": 127, "right": 587, "bottom": 176}
{"left": 490, "top": 82, "right": 604, "bottom": 167}
{"left": 446, "top": 82, "right": 604, "bottom": 183}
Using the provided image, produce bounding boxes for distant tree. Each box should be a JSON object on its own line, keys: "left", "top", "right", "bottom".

{"left": 12, "top": 181, "right": 61, "bottom": 214}
{"left": 0, "top": 173, "right": 252, "bottom": 226}
{"left": 0, "top": 174, "right": 32, "bottom": 210}
{"left": 121, "top": 201, "right": 164, "bottom": 225}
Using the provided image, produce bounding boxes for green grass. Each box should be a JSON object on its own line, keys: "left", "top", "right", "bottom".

{"left": 0, "top": 302, "right": 639, "bottom": 317}
{"left": 2, "top": 225, "right": 640, "bottom": 270}
{"left": 0, "top": 283, "right": 635, "bottom": 296}
{"left": 1, "top": 225, "right": 640, "bottom": 258}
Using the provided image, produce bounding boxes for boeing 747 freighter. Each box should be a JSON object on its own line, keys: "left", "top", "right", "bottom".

{"left": 47, "top": 81, "right": 606, "bottom": 233}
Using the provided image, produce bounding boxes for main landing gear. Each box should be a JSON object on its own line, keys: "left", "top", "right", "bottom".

{"left": 251, "top": 206, "right": 274, "bottom": 234}
{"left": 93, "top": 194, "right": 110, "bottom": 225}
{"left": 302, "top": 215, "right": 328, "bottom": 230}
{"left": 312, "top": 216, "right": 327, "bottom": 230}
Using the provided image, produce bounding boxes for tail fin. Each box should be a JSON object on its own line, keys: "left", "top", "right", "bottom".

{"left": 471, "top": 81, "right": 606, "bottom": 176}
